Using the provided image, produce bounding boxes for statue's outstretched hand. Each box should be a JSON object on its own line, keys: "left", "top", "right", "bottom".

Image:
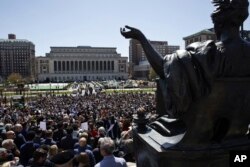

{"left": 120, "top": 25, "right": 144, "bottom": 41}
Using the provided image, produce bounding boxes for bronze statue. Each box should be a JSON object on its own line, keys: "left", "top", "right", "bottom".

{"left": 121, "top": 1, "right": 250, "bottom": 166}
{"left": 121, "top": 0, "right": 250, "bottom": 145}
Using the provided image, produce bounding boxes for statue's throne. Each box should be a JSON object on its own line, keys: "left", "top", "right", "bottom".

{"left": 133, "top": 78, "right": 250, "bottom": 167}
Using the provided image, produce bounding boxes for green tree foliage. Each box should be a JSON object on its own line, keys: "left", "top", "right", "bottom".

{"left": 7, "top": 73, "right": 23, "bottom": 85}
{"left": 148, "top": 67, "right": 158, "bottom": 80}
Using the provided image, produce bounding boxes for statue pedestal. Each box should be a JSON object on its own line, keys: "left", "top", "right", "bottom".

{"left": 133, "top": 127, "right": 250, "bottom": 167}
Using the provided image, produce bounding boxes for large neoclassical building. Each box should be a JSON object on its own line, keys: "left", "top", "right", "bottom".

{"left": 36, "top": 46, "right": 128, "bottom": 82}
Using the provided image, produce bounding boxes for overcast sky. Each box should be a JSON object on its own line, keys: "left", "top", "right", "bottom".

{"left": 1, "top": 0, "right": 250, "bottom": 57}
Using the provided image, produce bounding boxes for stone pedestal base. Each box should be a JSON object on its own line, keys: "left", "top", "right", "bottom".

{"left": 133, "top": 128, "right": 250, "bottom": 167}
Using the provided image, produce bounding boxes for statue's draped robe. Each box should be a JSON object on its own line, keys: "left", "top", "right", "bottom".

{"left": 160, "top": 40, "right": 219, "bottom": 117}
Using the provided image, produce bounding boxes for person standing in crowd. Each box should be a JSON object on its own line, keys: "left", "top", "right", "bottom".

{"left": 75, "top": 137, "right": 96, "bottom": 167}
{"left": 72, "top": 123, "right": 80, "bottom": 140}
{"left": 4, "top": 123, "right": 14, "bottom": 132}
{"left": 42, "top": 129, "right": 57, "bottom": 146}
{"left": 51, "top": 150, "right": 75, "bottom": 167}
{"left": 92, "top": 127, "right": 106, "bottom": 150}
{"left": 53, "top": 122, "right": 66, "bottom": 145}
{"left": 4, "top": 131, "right": 20, "bottom": 157}
{"left": 33, "top": 128, "right": 44, "bottom": 145}
{"left": 74, "top": 132, "right": 92, "bottom": 151}
{"left": 13, "top": 124, "right": 26, "bottom": 150}
{"left": 92, "top": 138, "right": 104, "bottom": 164}
{"left": 1, "top": 139, "right": 20, "bottom": 157}
{"left": 48, "top": 144, "right": 58, "bottom": 160}
{"left": 5, "top": 130, "right": 16, "bottom": 140}
{"left": 28, "top": 148, "right": 54, "bottom": 167}
{"left": 94, "top": 137, "right": 127, "bottom": 167}
{"left": 75, "top": 152, "right": 91, "bottom": 167}
{"left": 104, "top": 116, "right": 121, "bottom": 140}
{"left": 19, "top": 131, "right": 40, "bottom": 166}
{"left": 60, "top": 126, "right": 78, "bottom": 150}
{"left": 119, "top": 128, "right": 134, "bottom": 162}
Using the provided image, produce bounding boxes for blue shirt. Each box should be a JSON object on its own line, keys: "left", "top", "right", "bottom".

{"left": 94, "top": 155, "right": 127, "bottom": 167}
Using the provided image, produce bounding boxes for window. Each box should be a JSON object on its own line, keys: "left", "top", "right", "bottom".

{"left": 62, "top": 61, "right": 65, "bottom": 71}
{"left": 71, "top": 61, "right": 74, "bottom": 71}
{"left": 104, "top": 61, "right": 106, "bottom": 70}
{"left": 111, "top": 61, "right": 114, "bottom": 70}
{"left": 96, "top": 61, "right": 98, "bottom": 71}
{"left": 54, "top": 61, "right": 57, "bottom": 71}
{"left": 92, "top": 61, "right": 95, "bottom": 71}
{"left": 58, "top": 61, "right": 61, "bottom": 71}
{"left": 83, "top": 61, "right": 86, "bottom": 71}
{"left": 100, "top": 61, "right": 103, "bottom": 70}
{"left": 88, "top": 61, "right": 90, "bottom": 71}
{"left": 108, "top": 61, "right": 110, "bottom": 70}
{"left": 79, "top": 61, "right": 82, "bottom": 71}
{"left": 67, "top": 61, "right": 69, "bottom": 71}
{"left": 75, "top": 61, "right": 78, "bottom": 71}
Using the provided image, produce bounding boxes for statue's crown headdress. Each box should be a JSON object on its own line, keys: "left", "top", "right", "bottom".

{"left": 212, "top": 0, "right": 248, "bottom": 14}
{"left": 211, "top": 0, "right": 249, "bottom": 25}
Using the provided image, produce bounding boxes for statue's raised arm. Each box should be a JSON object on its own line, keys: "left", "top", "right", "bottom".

{"left": 120, "top": 25, "right": 164, "bottom": 78}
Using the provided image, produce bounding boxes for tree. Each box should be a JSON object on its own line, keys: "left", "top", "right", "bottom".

{"left": 24, "top": 76, "right": 35, "bottom": 84}
{"left": 7, "top": 73, "right": 23, "bottom": 85}
{"left": 148, "top": 67, "right": 158, "bottom": 80}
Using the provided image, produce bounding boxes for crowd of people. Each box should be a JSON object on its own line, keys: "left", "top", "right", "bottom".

{"left": 0, "top": 91, "right": 157, "bottom": 167}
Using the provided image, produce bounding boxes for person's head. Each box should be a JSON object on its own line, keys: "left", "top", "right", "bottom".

{"left": 35, "top": 128, "right": 43, "bottom": 137}
{"left": 33, "top": 148, "right": 48, "bottom": 164}
{"left": 0, "top": 122, "right": 5, "bottom": 133}
{"left": 122, "top": 119, "right": 131, "bottom": 130}
{"left": 49, "top": 145, "right": 58, "bottom": 157}
{"left": 76, "top": 152, "right": 90, "bottom": 167}
{"left": 97, "top": 137, "right": 104, "bottom": 148}
{"left": 26, "top": 131, "right": 36, "bottom": 141}
{"left": 5, "top": 131, "right": 15, "bottom": 139}
{"left": 123, "top": 139, "right": 134, "bottom": 154}
{"left": 4, "top": 124, "right": 13, "bottom": 132}
{"left": 66, "top": 126, "right": 73, "bottom": 135}
{"left": 99, "top": 137, "right": 115, "bottom": 156}
{"left": 72, "top": 123, "right": 79, "bottom": 131}
{"left": 1, "top": 139, "right": 15, "bottom": 151}
{"left": 63, "top": 115, "right": 70, "bottom": 123}
{"left": 40, "top": 144, "right": 50, "bottom": 152}
{"left": 78, "top": 132, "right": 88, "bottom": 140}
{"left": 51, "top": 150, "right": 75, "bottom": 167}
{"left": 57, "top": 122, "right": 64, "bottom": 129}
{"left": 45, "top": 129, "right": 53, "bottom": 139}
{"left": 0, "top": 148, "right": 13, "bottom": 163}
{"left": 1, "top": 157, "right": 19, "bottom": 167}
{"left": 97, "top": 127, "right": 106, "bottom": 137}
{"left": 78, "top": 137, "right": 87, "bottom": 147}
{"left": 14, "top": 124, "right": 22, "bottom": 133}
{"left": 211, "top": 0, "right": 249, "bottom": 38}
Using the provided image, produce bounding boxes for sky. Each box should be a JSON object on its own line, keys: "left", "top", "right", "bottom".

{"left": 0, "top": 0, "right": 250, "bottom": 57}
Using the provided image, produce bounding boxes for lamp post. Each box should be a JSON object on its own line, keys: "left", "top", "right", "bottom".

{"left": 49, "top": 82, "right": 51, "bottom": 95}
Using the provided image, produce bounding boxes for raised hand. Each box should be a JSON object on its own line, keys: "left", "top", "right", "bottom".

{"left": 120, "top": 25, "right": 144, "bottom": 41}
{"left": 120, "top": 25, "right": 164, "bottom": 78}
